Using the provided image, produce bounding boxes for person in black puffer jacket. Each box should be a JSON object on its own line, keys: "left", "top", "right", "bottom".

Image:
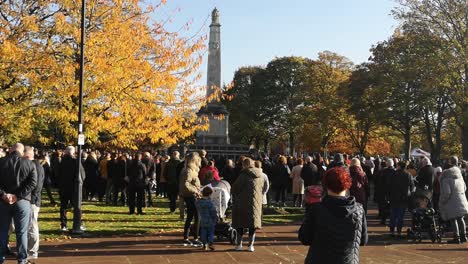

{"left": 299, "top": 167, "right": 368, "bottom": 264}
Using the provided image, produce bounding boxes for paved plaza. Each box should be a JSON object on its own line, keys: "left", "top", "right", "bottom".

{"left": 5, "top": 207, "right": 468, "bottom": 264}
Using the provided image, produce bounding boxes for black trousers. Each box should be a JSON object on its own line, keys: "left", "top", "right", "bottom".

{"left": 183, "top": 196, "right": 199, "bottom": 240}
{"left": 275, "top": 186, "right": 287, "bottom": 204}
{"left": 43, "top": 184, "right": 56, "bottom": 204}
{"left": 128, "top": 186, "right": 145, "bottom": 214}
{"left": 59, "top": 192, "right": 81, "bottom": 228}
{"left": 112, "top": 184, "right": 126, "bottom": 206}
{"left": 167, "top": 184, "right": 178, "bottom": 212}
{"left": 146, "top": 184, "right": 153, "bottom": 206}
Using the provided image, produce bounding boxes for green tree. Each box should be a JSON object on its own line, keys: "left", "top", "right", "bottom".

{"left": 224, "top": 66, "right": 272, "bottom": 150}
{"left": 264, "top": 56, "right": 312, "bottom": 155}
{"left": 394, "top": 0, "right": 467, "bottom": 158}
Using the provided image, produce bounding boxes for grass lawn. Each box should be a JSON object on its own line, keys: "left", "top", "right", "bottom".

{"left": 31, "top": 192, "right": 304, "bottom": 241}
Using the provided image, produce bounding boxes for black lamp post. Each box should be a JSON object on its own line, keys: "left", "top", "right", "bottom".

{"left": 72, "top": 0, "right": 86, "bottom": 234}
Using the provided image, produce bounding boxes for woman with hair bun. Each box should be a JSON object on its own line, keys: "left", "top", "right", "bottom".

{"left": 299, "top": 167, "right": 368, "bottom": 264}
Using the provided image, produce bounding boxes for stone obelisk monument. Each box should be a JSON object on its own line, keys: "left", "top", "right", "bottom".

{"left": 196, "top": 8, "right": 230, "bottom": 145}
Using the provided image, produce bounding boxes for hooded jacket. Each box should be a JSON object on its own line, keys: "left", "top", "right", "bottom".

{"left": 439, "top": 166, "right": 468, "bottom": 221}
{"left": 299, "top": 195, "right": 368, "bottom": 264}
{"left": 0, "top": 151, "right": 37, "bottom": 201}
{"left": 231, "top": 167, "right": 264, "bottom": 229}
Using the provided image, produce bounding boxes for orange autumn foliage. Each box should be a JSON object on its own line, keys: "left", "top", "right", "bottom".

{"left": 0, "top": 0, "right": 209, "bottom": 149}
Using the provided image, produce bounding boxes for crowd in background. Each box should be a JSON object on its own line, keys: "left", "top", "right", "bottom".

{"left": 1, "top": 143, "right": 468, "bottom": 264}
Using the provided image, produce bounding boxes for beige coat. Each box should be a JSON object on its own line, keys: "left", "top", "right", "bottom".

{"left": 291, "top": 165, "right": 304, "bottom": 194}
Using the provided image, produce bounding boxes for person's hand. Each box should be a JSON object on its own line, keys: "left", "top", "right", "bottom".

{"left": 2, "top": 194, "right": 17, "bottom": 204}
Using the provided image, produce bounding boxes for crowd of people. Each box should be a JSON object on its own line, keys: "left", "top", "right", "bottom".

{"left": 1, "top": 142, "right": 468, "bottom": 264}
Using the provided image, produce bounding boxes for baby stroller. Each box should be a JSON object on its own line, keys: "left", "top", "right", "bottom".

{"left": 207, "top": 185, "right": 237, "bottom": 244}
{"left": 406, "top": 190, "right": 442, "bottom": 243}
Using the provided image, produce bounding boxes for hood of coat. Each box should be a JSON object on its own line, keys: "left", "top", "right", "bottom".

{"left": 322, "top": 195, "right": 359, "bottom": 218}
{"left": 242, "top": 167, "right": 262, "bottom": 179}
{"left": 441, "top": 166, "right": 463, "bottom": 181}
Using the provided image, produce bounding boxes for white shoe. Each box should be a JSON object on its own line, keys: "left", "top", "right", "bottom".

{"left": 235, "top": 244, "right": 243, "bottom": 251}
{"left": 60, "top": 226, "right": 68, "bottom": 231}
{"left": 248, "top": 245, "right": 255, "bottom": 252}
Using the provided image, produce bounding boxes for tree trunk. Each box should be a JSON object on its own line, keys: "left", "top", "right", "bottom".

{"left": 404, "top": 128, "right": 411, "bottom": 161}
{"left": 263, "top": 138, "right": 269, "bottom": 154}
{"left": 462, "top": 106, "right": 468, "bottom": 160}
{"left": 289, "top": 132, "right": 295, "bottom": 156}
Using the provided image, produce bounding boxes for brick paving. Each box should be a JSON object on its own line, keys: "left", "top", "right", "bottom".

{"left": 5, "top": 208, "right": 468, "bottom": 263}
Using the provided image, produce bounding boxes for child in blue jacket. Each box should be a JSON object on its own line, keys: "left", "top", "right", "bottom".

{"left": 196, "top": 187, "right": 218, "bottom": 250}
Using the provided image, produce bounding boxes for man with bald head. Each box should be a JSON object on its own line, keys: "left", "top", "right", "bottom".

{"left": 0, "top": 143, "right": 37, "bottom": 264}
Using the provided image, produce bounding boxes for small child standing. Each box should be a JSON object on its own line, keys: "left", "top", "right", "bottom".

{"left": 196, "top": 187, "right": 218, "bottom": 250}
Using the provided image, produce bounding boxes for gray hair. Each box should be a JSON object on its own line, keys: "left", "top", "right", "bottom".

{"left": 65, "top": 146, "right": 75, "bottom": 156}
{"left": 386, "top": 159, "right": 394, "bottom": 168}
{"left": 10, "top": 143, "right": 25, "bottom": 155}
{"left": 24, "top": 146, "right": 35, "bottom": 160}
{"left": 420, "top": 156, "right": 432, "bottom": 167}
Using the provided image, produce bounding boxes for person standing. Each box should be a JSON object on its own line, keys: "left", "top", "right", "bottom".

{"left": 299, "top": 167, "right": 368, "bottom": 264}
{"left": 40, "top": 153, "right": 56, "bottom": 206}
{"left": 416, "top": 157, "right": 434, "bottom": 191}
{"left": 375, "top": 159, "right": 395, "bottom": 224}
{"left": 387, "top": 161, "right": 414, "bottom": 237}
{"left": 99, "top": 153, "right": 111, "bottom": 204}
{"left": 179, "top": 152, "right": 202, "bottom": 246}
{"left": 58, "top": 146, "right": 85, "bottom": 231}
{"left": 166, "top": 151, "right": 182, "bottom": 213}
{"left": 127, "top": 153, "right": 147, "bottom": 215}
{"left": 24, "top": 147, "right": 44, "bottom": 261}
{"left": 142, "top": 152, "right": 156, "bottom": 207}
{"left": 301, "top": 156, "right": 319, "bottom": 188}
{"left": 196, "top": 187, "right": 217, "bottom": 251}
{"left": 439, "top": 156, "right": 468, "bottom": 244}
{"left": 231, "top": 158, "right": 264, "bottom": 252}
{"left": 83, "top": 152, "right": 99, "bottom": 201}
{"left": 0, "top": 143, "right": 37, "bottom": 264}
{"left": 254, "top": 161, "right": 270, "bottom": 208}
{"left": 271, "top": 156, "right": 290, "bottom": 207}
{"left": 349, "top": 158, "right": 370, "bottom": 214}
{"left": 290, "top": 158, "right": 304, "bottom": 207}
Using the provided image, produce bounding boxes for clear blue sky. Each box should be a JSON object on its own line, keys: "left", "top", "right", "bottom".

{"left": 157, "top": 0, "right": 397, "bottom": 85}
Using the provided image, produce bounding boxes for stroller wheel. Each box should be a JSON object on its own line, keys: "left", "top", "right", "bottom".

{"left": 230, "top": 229, "right": 238, "bottom": 245}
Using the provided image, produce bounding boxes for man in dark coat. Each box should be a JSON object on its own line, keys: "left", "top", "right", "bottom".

{"left": 375, "top": 159, "right": 395, "bottom": 224}
{"left": 142, "top": 152, "right": 156, "bottom": 207}
{"left": 127, "top": 153, "right": 147, "bottom": 215}
{"left": 112, "top": 155, "right": 127, "bottom": 206}
{"left": 24, "top": 146, "right": 44, "bottom": 260}
{"left": 301, "top": 156, "right": 320, "bottom": 188}
{"left": 58, "top": 146, "right": 85, "bottom": 231}
{"left": 166, "top": 151, "right": 182, "bottom": 213}
{"left": 0, "top": 143, "right": 37, "bottom": 264}
{"left": 387, "top": 161, "right": 414, "bottom": 237}
{"left": 416, "top": 157, "right": 434, "bottom": 191}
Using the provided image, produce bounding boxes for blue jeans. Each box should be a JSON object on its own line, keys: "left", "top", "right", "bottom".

{"left": 389, "top": 207, "right": 406, "bottom": 233}
{"left": 0, "top": 200, "right": 31, "bottom": 264}
{"left": 200, "top": 226, "right": 214, "bottom": 245}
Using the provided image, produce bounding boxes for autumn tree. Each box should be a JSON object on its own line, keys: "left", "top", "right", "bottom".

{"left": 394, "top": 0, "right": 467, "bottom": 158}
{"left": 0, "top": 0, "right": 207, "bottom": 149}
{"left": 303, "top": 51, "right": 352, "bottom": 155}
{"left": 341, "top": 63, "right": 382, "bottom": 155}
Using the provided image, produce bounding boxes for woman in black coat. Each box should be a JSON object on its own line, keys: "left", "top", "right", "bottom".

{"left": 299, "top": 167, "right": 368, "bottom": 264}
{"left": 83, "top": 152, "right": 99, "bottom": 201}
{"left": 128, "top": 153, "right": 147, "bottom": 215}
{"left": 271, "top": 156, "right": 290, "bottom": 206}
